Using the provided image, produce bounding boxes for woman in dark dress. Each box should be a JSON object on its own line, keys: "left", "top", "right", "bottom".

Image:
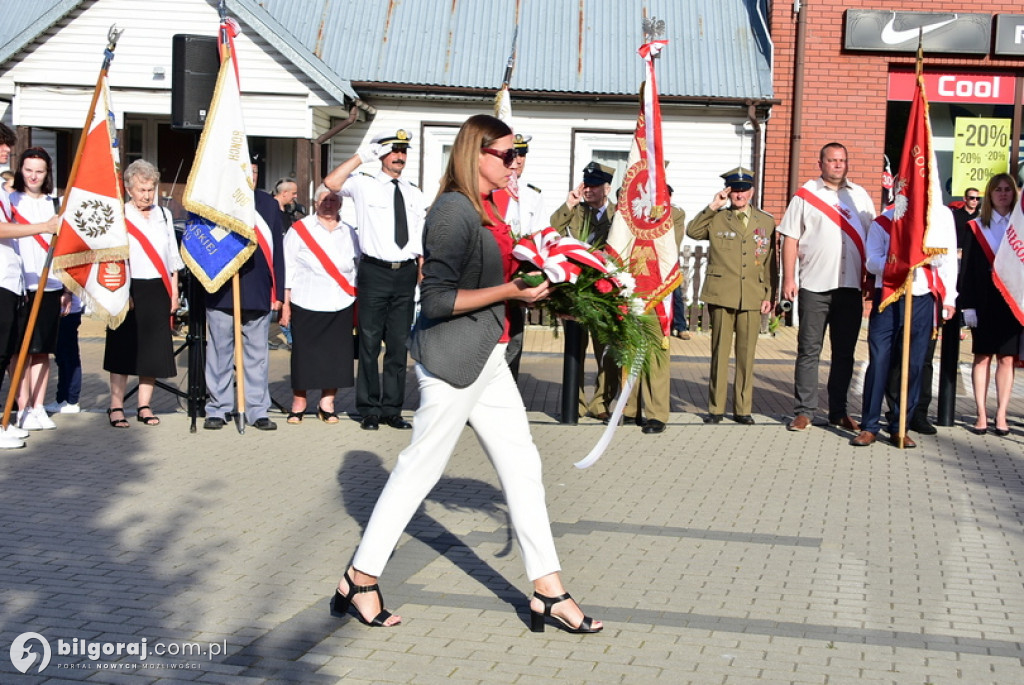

{"left": 280, "top": 186, "right": 359, "bottom": 423}
{"left": 104, "top": 160, "right": 182, "bottom": 428}
{"left": 959, "top": 173, "right": 1021, "bottom": 436}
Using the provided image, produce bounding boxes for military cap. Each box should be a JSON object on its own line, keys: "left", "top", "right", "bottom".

{"left": 721, "top": 167, "right": 755, "bottom": 190}
{"left": 513, "top": 133, "right": 532, "bottom": 154}
{"left": 372, "top": 129, "right": 413, "bottom": 149}
{"left": 582, "top": 162, "right": 615, "bottom": 186}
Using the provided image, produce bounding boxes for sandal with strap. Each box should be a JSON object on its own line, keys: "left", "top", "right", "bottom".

{"left": 330, "top": 570, "right": 400, "bottom": 627}
{"left": 530, "top": 591, "right": 602, "bottom": 634}
{"left": 287, "top": 411, "right": 303, "bottom": 424}
{"left": 136, "top": 406, "right": 160, "bottom": 426}
{"left": 317, "top": 405, "right": 339, "bottom": 424}
{"left": 107, "top": 408, "right": 129, "bottom": 429}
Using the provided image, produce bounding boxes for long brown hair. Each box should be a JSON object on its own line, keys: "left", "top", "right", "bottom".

{"left": 434, "top": 114, "right": 512, "bottom": 225}
{"left": 978, "top": 173, "right": 1019, "bottom": 226}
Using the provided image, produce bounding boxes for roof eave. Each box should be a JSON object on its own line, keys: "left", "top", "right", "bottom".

{"left": 0, "top": 0, "right": 83, "bottom": 68}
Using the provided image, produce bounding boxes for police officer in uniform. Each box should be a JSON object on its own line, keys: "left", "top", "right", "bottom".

{"left": 686, "top": 167, "right": 776, "bottom": 425}
{"left": 550, "top": 162, "right": 618, "bottom": 419}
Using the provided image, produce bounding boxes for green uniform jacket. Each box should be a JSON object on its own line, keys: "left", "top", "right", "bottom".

{"left": 550, "top": 200, "right": 616, "bottom": 246}
{"left": 686, "top": 205, "right": 776, "bottom": 310}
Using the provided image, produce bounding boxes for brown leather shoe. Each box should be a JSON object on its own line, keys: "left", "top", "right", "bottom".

{"left": 830, "top": 416, "right": 861, "bottom": 432}
{"left": 850, "top": 430, "right": 877, "bottom": 447}
{"left": 592, "top": 411, "right": 611, "bottom": 422}
{"left": 787, "top": 415, "right": 811, "bottom": 432}
{"left": 890, "top": 434, "right": 916, "bottom": 448}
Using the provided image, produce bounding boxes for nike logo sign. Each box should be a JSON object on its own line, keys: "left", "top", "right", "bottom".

{"left": 880, "top": 14, "right": 958, "bottom": 45}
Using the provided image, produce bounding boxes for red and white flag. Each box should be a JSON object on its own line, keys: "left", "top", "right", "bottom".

{"left": 606, "top": 38, "right": 680, "bottom": 335}
{"left": 52, "top": 74, "right": 130, "bottom": 328}
{"left": 879, "top": 69, "right": 941, "bottom": 311}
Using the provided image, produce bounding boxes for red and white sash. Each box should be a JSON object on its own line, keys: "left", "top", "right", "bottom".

{"left": 796, "top": 185, "right": 867, "bottom": 283}
{"left": 254, "top": 212, "right": 277, "bottom": 301}
{"left": 10, "top": 205, "right": 50, "bottom": 252}
{"left": 966, "top": 218, "right": 997, "bottom": 266}
{"left": 125, "top": 216, "right": 172, "bottom": 299}
{"left": 290, "top": 220, "right": 356, "bottom": 296}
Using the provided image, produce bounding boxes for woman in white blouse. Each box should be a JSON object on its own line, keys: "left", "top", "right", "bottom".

{"left": 10, "top": 147, "right": 64, "bottom": 431}
{"left": 280, "top": 185, "right": 359, "bottom": 423}
{"left": 959, "top": 173, "right": 1021, "bottom": 437}
{"left": 103, "top": 160, "right": 183, "bottom": 428}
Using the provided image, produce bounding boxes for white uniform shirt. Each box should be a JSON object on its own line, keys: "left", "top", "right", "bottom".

{"left": 865, "top": 206, "right": 958, "bottom": 308}
{"left": 778, "top": 177, "right": 877, "bottom": 292}
{"left": 12, "top": 192, "right": 62, "bottom": 291}
{"left": 340, "top": 171, "right": 425, "bottom": 262}
{"left": 124, "top": 204, "right": 184, "bottom": 281}
{"left": 284, "top": 214, "right": 360, "bottom": 312}
{"left": 518, "top": 182, "right": 547, "bottom": 235}
{"left": 0, "top": 190, "right": 24, "bottom": 294}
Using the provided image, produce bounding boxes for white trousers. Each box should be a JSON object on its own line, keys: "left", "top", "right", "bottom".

{"left": 353, "top": 344, "right": 561, "bottom": 581}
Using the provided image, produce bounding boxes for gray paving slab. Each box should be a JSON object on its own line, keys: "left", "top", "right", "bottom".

{"left": 0, "top": 321, "right": 1022, "bottom": 683}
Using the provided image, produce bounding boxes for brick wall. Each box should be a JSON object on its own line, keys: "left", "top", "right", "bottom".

{"left": 764, "top": 1, "right": 1023, "bottom": 217}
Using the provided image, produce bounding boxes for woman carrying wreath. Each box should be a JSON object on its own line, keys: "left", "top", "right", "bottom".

{"left": 280, "top": 185, "right": 359, "bottom": 423}
{"left": 332, "top": 114, "right": 602, "bottom": 634}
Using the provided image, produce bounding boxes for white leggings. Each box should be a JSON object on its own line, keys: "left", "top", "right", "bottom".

{"left": 352, "top": 344, "right": 561, "bottom": 581}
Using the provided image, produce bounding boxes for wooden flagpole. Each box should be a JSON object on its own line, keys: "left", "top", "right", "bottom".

{"left": 1, "top": 25, "right": 123, "bottom": 432}
{"left": 895, "top": 271, "right": 914, "bottom": 448}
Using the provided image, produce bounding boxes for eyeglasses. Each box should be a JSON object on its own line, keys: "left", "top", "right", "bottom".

{"left": 965, "top": 195, "right": 980, "bottom": 201}
{"left": 481, "top": 147, "right": 517, "bottom": 168}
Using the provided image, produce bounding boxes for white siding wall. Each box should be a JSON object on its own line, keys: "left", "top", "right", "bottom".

{"left": 0, "top": 0, "right": 332, "bottom": 136}
{"left": 329, "top": 100, "right": 759, "bottom": 230}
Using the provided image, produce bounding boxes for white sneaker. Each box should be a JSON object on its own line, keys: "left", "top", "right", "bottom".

{"left": 18, "top": 408, "right": 42, "bottom": 431}
{"left": 32, "top": 406, "right": 56, "bottom": 430}
{"left": 45, "top": 401, "right": 80, "bottom": 414}
{"left": 0, "top": 429, "right": 24, "bottom": 449}
{"left": 2, "top": 423, "right": 29, "bottom": 439}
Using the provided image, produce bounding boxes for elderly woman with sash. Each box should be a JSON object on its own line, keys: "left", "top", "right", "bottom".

{"left": 104, "top": 159, "right": 182, "bottom": 428}
{"left": 959, "top": 173, "right": 1021, "bottom": 437}
{"left": 280, "top": 185, "right": 359, "bottom": 424}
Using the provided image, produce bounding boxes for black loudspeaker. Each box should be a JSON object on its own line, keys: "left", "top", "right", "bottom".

{"left": 171, "top": 34, "right": 219, "bottom": 130}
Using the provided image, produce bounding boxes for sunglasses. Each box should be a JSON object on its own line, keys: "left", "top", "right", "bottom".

{"left": 965, "top": 196, "right": 980, "bottom": 201}
{"left": 481, "top": 147, "right": 517, "bottom": 168}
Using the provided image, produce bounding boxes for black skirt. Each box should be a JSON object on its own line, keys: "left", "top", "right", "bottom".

{"left": 289, "top": 303, "right": 354, "bottom": 390}
{"left": 104, "top": 279, "right": 176, "bottom": 378}
{"left": 18, "top": 290, "right": 60, "bottom": 355}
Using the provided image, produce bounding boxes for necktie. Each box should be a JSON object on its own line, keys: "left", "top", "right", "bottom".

{"left": 736, "top": 210, "right": 748, "bottom": 227}
{"left": 392, "top": 179, "right": 408, "bottom": 248}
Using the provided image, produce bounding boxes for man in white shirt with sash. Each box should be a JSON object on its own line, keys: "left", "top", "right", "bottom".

{"left": 779, "top": 142, "right": 877, "bottom": 432}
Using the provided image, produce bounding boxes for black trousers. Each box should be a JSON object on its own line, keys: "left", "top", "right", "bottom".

{"left": 355, "top": 260, "right": 418, "bottom": 417}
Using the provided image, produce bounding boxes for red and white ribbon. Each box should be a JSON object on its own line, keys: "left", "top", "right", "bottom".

{"left": 511, "top": 226, "right": 614, "bottom": 283}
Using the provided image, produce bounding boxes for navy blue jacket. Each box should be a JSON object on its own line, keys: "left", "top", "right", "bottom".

{"left": 207, "top": 189, "right": 285, "bottom": 312}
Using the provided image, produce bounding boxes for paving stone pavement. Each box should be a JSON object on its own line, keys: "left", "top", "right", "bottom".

{"left": 1, "top": 320, "right": 1023, "bottom": 683}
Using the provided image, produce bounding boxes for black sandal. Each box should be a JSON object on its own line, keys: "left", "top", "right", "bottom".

{"left": 287, "top": 411, "right": 303, "bottom": 424}
{"left": 107, "top": 408, "right": 129, "bottom": 429}
{"left": 330, "top": 570, "right": 399, "bottom": 627}
{"left": 136, "top": 406, "right": 160, "bottom": 426}
{"left": 530, "top": 592, "right": 602, "bottom": 634}
{"left": 317, "top": 405, "right": 339, "bottom": 424}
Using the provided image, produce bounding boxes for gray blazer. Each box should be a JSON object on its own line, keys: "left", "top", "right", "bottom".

{"left": 408, "top": 192, "right": 506, "bottom": 388}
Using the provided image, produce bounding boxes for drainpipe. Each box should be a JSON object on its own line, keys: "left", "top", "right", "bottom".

{"left": 746, "top": 101, "right": 764, "bottom": 205}
{"left": 787, "top": 0, "right": 808, "bottom": 198}
{"left": 311, "top": 99, "right": 377, "bottom": 190}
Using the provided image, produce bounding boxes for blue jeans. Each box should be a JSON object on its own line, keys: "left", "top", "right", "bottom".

{"left": 860, "top": 292, "right": 934, "bottom": 434}
{"left": 55, "top": 311, "right": 82, "bottom": 404}
{"left": 671, "top": 286, "right": 688, "bottom": 332}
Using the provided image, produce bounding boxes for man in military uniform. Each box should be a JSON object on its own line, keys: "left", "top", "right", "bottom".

{"left": 686, "top": 168, "right": 776, "bottom": 425}
{"left": 324, "top": 129, "right": 426, "bottom": 431}
{"left": 550, "top": 162, "right": 618, "bottom": 419}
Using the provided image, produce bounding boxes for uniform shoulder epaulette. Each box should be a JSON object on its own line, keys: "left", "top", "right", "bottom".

{"left": 755, "top": 208, "right": 775, "bottom": 218}
{"left": 358, "top": 172, "right": 374, "bottom": 178}
{"left": 527, "top": 183, "right": 541, "bottom": 193}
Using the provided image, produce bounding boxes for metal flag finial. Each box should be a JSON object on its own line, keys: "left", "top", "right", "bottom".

{"left": 106, "top": 24, "right": 123, "bottom": 50}
{"left": 642, "top": 16, "right": 666, "bottom": 42}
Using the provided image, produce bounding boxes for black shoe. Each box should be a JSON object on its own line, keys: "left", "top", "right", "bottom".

{"left": 641, "top": 419, "right": 666, "bottom": 434}
{"left": 252, "top": 417, "right": 277, "bottom": 431}
{"left": 360, "top": 415, "right": 380, "bottom": 431}
{"left": 623, "top": 416, "right": 646, "bottom": 426}
{"left": 703, "top": 414, "right": 723, "bottom": 424}
{"left": 733, "top": 414, "right": 755, "bottom": 425}
{"left": 203, "top": 416, "right": 226, "bottom": 430}
{"left": 909, "top": 417, "right": 937, "bottom": 435}
{"left": 383, "top": 415, "right": 412, "bottom": 430}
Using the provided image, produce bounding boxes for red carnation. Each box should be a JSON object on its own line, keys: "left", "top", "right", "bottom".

{"left": 594, "top": 278, "right": 614, "bottom": 294}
